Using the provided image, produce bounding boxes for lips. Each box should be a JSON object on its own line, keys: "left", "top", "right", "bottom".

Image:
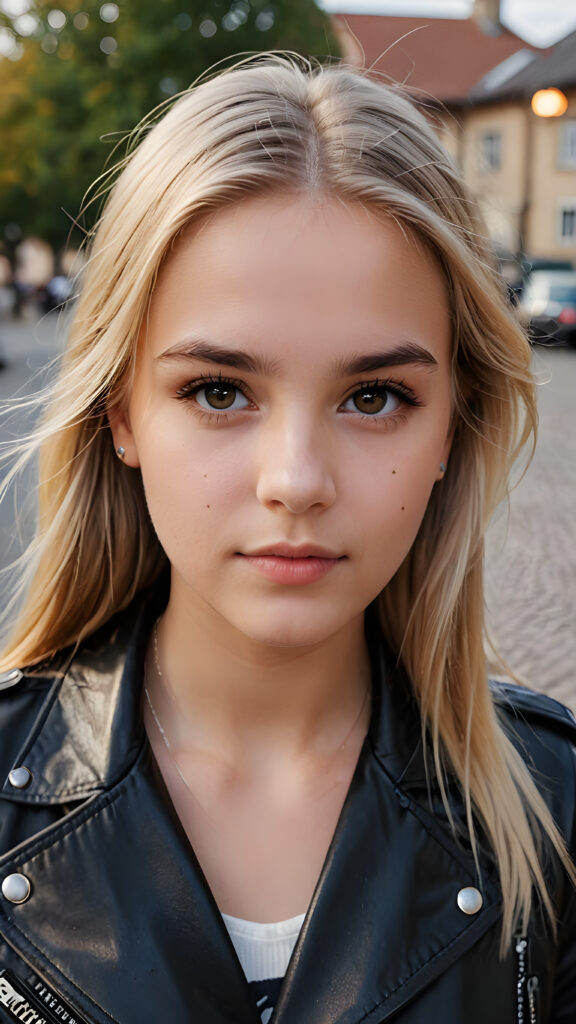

{"left": 237, "top": 544, "right": 345, "bottom": 585}
{"left": 241, "top": 543, "right": 343, "bottom": 559}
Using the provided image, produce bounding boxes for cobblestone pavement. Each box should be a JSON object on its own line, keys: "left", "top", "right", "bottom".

{"left": 485, "top": 344, "right": 576, "bottom": 713}
{"left": 0, "top": 316, "right": 575, "bottom": 711}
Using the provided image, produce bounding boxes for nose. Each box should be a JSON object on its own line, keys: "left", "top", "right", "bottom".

{"left": 255, "top": 411, "right": 337, "bottom": 514}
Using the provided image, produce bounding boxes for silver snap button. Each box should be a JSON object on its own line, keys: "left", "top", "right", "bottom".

{"left": 457, "top": 886, "right": 483, "bottom": 915}
{"left": 2, "top": 873, "right": 31, "bottom": 904}
{"left": 0, "top": 669, "right": 23, "bottom": 691}
{"left": 8, "top": 767, "right": 33, "bottom": 790}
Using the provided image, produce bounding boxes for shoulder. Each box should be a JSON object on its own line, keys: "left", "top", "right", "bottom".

{"left": 0, "top": 656, "right": 66, "bottom": 789}
{"left": 490, "top": 679, "right": 576, "bottom": 836}
{"left": 490, "top": 678, "right": 576, "bottom": 745}
{"left": 0, "top": 587, "right": 162, "bottom": 796}
{"left": 0, "top": 657, "right": 64, "bottom": 712}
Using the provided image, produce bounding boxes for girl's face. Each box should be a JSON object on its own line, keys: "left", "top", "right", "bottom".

{"left": 113, "top": 195, "right": 453, "bottom": 648}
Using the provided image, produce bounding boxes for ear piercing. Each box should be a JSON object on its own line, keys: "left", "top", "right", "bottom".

{"left": 116, "top": 446, "right": 126, "bottom": 459}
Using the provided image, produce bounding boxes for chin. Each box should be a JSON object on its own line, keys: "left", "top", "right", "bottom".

{"left": 229, "top": 607, "right": 357, "bottom": 651}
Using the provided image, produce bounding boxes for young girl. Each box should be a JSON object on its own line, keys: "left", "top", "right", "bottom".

{"left": 0, "top": 56, "right": 574, "bottom": 1024}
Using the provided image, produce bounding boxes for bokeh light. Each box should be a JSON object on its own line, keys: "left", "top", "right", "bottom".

{"left": 222, "top": 2, "right": 248, "bottom": 31}
{"left": 99, "top": 35, "right": 117, "bottom": 54}
{"left": 199, "top": 18, "right": 217, "bottom": 37}
{"left": 0, "top": 0, "right": 29, "bottom": 17}
{"left": 14, "top": 12, "right": 38, "bottom": 35}
{"left": 531, "top": 88, "right": 568, "bottom": 117}
{"left": 0, "top": 24, "right": 23, "bottom": 58}
{"left": 256, "top": 9, "right": 274, "bottom": 31}
{"left": 100, "top": 3, "right": 119, "bottom": 24}
{"left": 40, "top": 32, "right": 58, "bottom": 53}
{"left": 47, "top": 9, "right": 66, "bottom": 31}
{"left": 174, "top": 12, "right": 191, "bottom": 30}
{"left": 160, "top": 77, "right": 178, "bottom": 95}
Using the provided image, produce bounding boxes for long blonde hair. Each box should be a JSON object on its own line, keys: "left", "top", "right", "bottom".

{"left": 1, "top": 54, "right": 572, "bottom": 951}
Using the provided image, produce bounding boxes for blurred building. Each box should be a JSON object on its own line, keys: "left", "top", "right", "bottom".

{"left": 333, "top": 1, "right": 576, "bottom": 263}
{"left": 468, "top": 29, "right": 576, "bottom": 261}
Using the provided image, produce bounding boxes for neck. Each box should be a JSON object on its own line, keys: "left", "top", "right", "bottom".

{"left": 148, "top": 587, "right": 372, "bottom": 766}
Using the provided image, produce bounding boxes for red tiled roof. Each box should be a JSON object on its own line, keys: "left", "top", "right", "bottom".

{"left": 332, "top": 14, "right": 544, "bottom": 104}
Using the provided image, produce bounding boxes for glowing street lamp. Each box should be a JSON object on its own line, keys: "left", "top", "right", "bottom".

{"left": 531, "top": 88, "right": 568, "bottom": 118}
{"left": 519, "top": 86, "right": 568, "bottom": 256}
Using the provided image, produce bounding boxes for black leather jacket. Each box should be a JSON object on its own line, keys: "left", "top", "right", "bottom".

{"left": 0, "top": 594, "right": 575, "bottom": 1024}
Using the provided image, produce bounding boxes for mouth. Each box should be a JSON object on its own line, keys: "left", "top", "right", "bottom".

{"left": 240, "top": 543, "right": 345, "bottom": 560}
{"left": 236, "top": 545, "right": 345, "bottom": 585}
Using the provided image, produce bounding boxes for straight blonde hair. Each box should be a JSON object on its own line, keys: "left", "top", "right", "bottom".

{"left": 1, "top": 54, "right": 573, "bottom": 953}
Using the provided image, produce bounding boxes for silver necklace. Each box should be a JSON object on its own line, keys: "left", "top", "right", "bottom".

{"left": 144, "top": 620, "right": 196, "bottom": 796}
{"left": 144, "top": 619, "right": 371, "bottom": 795}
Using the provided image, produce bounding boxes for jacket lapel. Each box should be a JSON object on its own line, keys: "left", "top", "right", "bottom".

{"left": 0, "top": 742, "right": 261, "bottom": 1024}
{"left": 273, "top": 639, "right": 501, "bottom": 1024}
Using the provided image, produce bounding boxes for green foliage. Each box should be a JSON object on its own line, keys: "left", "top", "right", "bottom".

{"left": 0, "top": 0, "right": 338, "bottom": 249}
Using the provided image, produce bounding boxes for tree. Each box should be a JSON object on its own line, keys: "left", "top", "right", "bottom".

{"left": 0, "top": 0, "right": 338, "bottom": 250}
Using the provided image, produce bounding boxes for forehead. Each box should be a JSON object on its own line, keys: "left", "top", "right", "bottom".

{"left": 142, "top": 194, "right": 452, "bottom": 369}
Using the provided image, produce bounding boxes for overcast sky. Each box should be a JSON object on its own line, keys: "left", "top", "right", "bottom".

{"left": 317, "top": 1, "right": 576, "bottom": 46}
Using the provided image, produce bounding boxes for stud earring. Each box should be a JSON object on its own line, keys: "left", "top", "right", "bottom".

{"left": 116, "top": 446, "right": 126, "bottom": 459}
{"left": 439, "top": 462, "right": 446, "bottom": 474}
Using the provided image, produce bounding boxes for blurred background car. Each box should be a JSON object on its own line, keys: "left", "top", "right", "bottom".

{"left": 523, "top": 258, "right": 574, "bottom": 276}
{"left": 518, "top": 270, "right": 576, "bottom": 346}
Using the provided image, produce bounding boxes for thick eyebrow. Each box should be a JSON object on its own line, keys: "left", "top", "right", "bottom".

{"left": 334, "top": 342, "right": 438, "bottom": 375}
{"left": 156, "top": 338, "right": 438, "bottom": 375}
{"left": 156, "top": 340, "right": 280, "bottom": 375}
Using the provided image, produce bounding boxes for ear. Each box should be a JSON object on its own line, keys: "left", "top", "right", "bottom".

{"left": 107, "top": 404, "right": 141, "bottom": 468}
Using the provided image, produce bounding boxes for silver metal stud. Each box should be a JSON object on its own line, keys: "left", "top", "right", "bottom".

{"left": 0, "top": 668, "right": 23, "bottom": 691}
{"left": 1, "top": 873, "right": 31, "bottom": 904}
{"left": 8, "top": 767, "right": 32, "bottom": 790}
{"left": 457, "top": 886, "right": 483, "bottom": 915}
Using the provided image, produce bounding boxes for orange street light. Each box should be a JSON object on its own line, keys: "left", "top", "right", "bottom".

{"left": 531, "top": 88, "right": 568, "bottom": 118}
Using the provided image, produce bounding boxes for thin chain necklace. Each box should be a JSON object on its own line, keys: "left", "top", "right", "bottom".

{"left": 144, "top": 618, "right": 371, "bottom": 797}
{"left": 143, "top": 621, "right": 196, "bottom": 796}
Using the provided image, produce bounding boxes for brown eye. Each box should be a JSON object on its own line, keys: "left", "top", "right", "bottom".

{"left": 352, "top": 388, "right": 393, "bottom": 415}
{"left": 202, "top": 384, "right": 238, "bottom": 410}
{"left": 193, "top": 382, "right": 250, "bottom": 413}
{"left": 350, "top": 387, "right": 385, "bottom": 411}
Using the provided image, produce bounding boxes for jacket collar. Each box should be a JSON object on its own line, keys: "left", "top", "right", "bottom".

{"left": 1, "top": 590, "right": 161, "bottom": 804}
{"left": 3, "top": 593, "right": 431, "bottom": 806}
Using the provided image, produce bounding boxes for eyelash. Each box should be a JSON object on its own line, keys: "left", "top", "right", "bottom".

{"left": 175, "top": 374, "right": 253, "bottom": 421}
{"left": 174, "top": 373, "right": 422, "bottom": 424}
{"left": 344, "top": 378, "right": 422, "bottom": 415}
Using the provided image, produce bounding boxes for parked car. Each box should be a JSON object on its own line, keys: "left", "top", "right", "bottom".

{"left": 518, "top": 270, "right": 576, "bottom": 346}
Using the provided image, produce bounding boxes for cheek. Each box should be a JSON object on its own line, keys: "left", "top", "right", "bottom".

{"left": 136, "top": 437, "right": 248, "bottom": 553}
{"left": 355, "top": 451, "right": 442, "bottom": 575}
{"left": 368, "top": 476, "right": 434, "bottom": 543}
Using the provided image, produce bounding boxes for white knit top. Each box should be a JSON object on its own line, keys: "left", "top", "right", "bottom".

{"left": 221, "top": 911, "right": 306, "bottom": 1022}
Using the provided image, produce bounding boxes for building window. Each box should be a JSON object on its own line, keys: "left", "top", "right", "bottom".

{"left": 479, "top": 130, "right": 501, "bottom": 172}
{"left": 558, "top": 201, "right": 576, "bottom": 245}
{"left": 558, "top": 120, "right": 576, "bottom": 169}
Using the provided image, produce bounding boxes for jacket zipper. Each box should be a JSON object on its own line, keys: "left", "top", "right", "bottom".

{"left": 527, "top": 976, "right": 539, "bottom": 1024}
{"left": 515, "top": 932, "right": 539, "bottom": 1024}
